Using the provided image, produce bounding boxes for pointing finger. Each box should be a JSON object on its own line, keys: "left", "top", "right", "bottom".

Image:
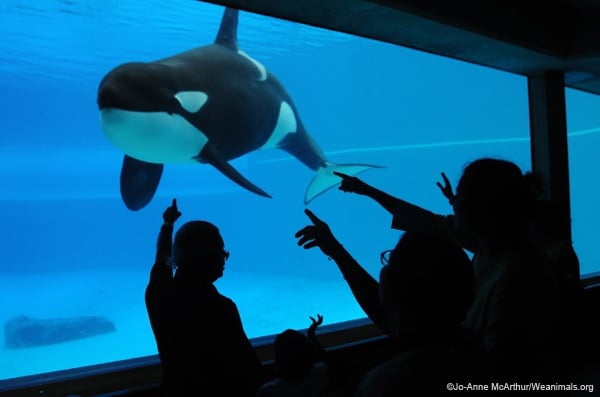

{"left": 333, "top": 171, "right": 350, "bottom": 179}
{"left": 304, "top": 209, "right": 325, "bottom": 226}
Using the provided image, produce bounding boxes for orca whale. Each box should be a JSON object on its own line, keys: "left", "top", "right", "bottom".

{"left": 98, "top": 7, "right": 381, "bottom": 211}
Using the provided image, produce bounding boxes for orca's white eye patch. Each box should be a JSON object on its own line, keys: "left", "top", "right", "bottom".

{"left": 174, "top": 91, "right": 208, "bottom": 113}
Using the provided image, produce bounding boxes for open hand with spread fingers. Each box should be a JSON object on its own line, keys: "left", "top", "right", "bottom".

{"left": 436, "top": 172, "right": 455, "bottom": 204}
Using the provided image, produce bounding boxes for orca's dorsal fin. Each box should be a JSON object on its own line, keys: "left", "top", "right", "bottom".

{"left": 214, "top": 8, "right": 239, "bottom": 50}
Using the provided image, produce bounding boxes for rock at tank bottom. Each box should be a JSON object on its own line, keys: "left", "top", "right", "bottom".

{"left": 4, "top": 314, "right": 116, "bottom": 349}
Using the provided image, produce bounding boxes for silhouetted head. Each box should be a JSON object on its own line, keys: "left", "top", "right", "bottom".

{"left": 173, "top": 221, "right": 229, "bottom": 282}
{"left": 379, "top": 230, "right": 474, "bottom": 345}
{"left": 452, "top": 158, "right": 539, "bottom": 245}
{"left": 273, "top": 329, "right": 317, "bottom": 380}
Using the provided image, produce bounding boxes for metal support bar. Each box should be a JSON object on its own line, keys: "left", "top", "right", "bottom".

{"left": 528, "top": 71, "right": 572, "bottom": 241}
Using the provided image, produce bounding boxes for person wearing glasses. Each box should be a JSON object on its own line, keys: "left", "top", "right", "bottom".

{"left": 145, "top": 198, "right": 264, "bottom": 397}
{"left": 333, "top": 161, "right": 576, "bottom": 385}
{"left": 295, "top": 210, "right": 474, "bottom": 395}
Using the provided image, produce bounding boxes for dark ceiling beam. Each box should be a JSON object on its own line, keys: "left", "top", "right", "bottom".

{"left": 371, "top": 0, "right": 573, "bottom": 57}
{"left": 199, "top": 0, "right": 600, "bottom": 95}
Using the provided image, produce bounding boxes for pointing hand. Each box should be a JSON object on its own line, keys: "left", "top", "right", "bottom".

{"left": 334, "top": 171, "right": 370, "bottom": 195}
{"left": 163, "top": 198, "right": 182, "bottom": 225}
{"left": 295, "top": 209, "right": 342, "bottom": 257}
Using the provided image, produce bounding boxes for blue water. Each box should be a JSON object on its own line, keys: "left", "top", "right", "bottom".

{"left": 1, "top": 0, "right": 599, "bottom": 383}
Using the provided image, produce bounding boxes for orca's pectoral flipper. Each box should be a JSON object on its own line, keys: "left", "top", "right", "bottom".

{"left": 305, "top": 162, "right": 385, "bottom": 205}
{"left": 194, "top": 142, "right": 272, "bottom": 199}
{"left": 120, "top": 155, "right": 164, "bottom": 211}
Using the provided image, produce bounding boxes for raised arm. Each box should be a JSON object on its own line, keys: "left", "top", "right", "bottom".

{"left": 146, "top": 199, "right": 182, "bottom": 337}
{"left": 155, "top": 198, "right": 182, "bottom": 264}
{"left": 335, "top": 172, "right": 442, "bottom": 233}
{"left": 295, "top": 209, "right": 386, "bottom": 329}
{"left": 335, "top": 171, "right": 473, "bottom": 254}
{"left": 334, "top": 171, "right": 403, "bottom": 215}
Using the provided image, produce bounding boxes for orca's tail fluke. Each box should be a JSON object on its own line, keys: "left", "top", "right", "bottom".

{"left": 304, "top": 162, "right": 384, "bottom": 204}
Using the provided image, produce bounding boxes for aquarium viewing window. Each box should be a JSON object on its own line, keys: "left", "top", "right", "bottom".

{"left": 566, "top": 88, "right": 600, "bottom": 276}
{"left": 0, "top": 0, "right": 596, "bottom": 388}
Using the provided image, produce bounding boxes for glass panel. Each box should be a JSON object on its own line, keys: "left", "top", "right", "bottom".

{"left": 0, "top": 0, "right": 529, "bottom": 382}
{"left": 566, "top": 88, "right": 600, "bottom": 276}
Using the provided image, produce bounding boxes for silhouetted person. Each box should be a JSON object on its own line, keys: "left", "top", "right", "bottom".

{"left": 145, "top": 198, "right": 264, "bottom": 397}
{"left": 439, "top": 172, "right": 583, "bottom": 334}
{"left": 336, "top": 163, "right": 580, "bottom": 386}
{"left": 442, "top": 172, "right": 583, "bottom": 368}
{"left": 451, "top": 158, "right": 564, "bottom": 385}
{"left": 443, "top": 172, "right": 580, "bottom": 285}
{"left": 295, "top": 211, "right": 474, "bottom": 395}
{"left": 257, "top": 314, "right": 329, "bottom": 397}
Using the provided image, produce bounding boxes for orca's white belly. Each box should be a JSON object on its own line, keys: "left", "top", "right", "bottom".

{"left": 100, "top": 108, "right": 208, "bottom": 164}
